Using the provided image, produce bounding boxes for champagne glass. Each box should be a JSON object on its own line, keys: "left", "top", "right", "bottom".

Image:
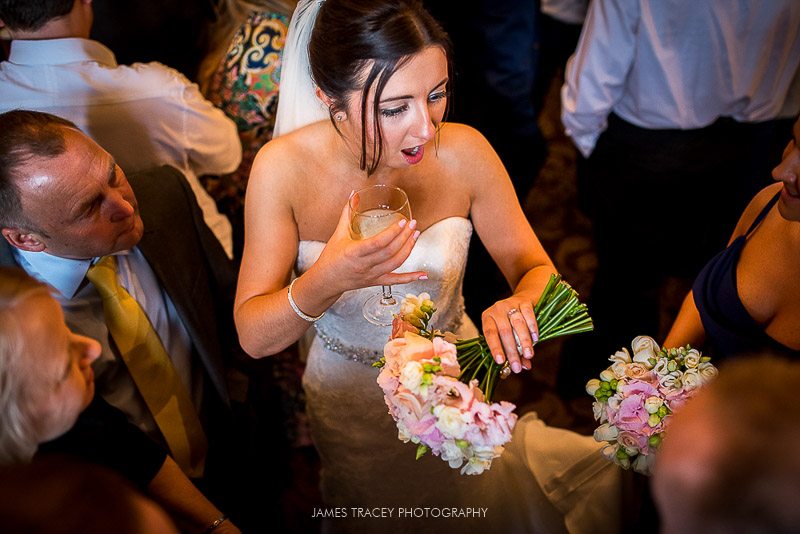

{"left": 349, "top": 184, "right": 412, "bottom": 326}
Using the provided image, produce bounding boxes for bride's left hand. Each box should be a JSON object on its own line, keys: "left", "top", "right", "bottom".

{"left": 481, "top": 295, "right": 539, "bottom": 374}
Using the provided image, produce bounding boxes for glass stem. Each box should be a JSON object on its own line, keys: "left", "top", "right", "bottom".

{"left": 380, "top": 285, "right": 396, "bottom": 306}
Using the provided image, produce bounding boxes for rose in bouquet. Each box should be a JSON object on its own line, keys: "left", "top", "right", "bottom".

{"left": 586, "top": 336, "right": 718, "bottom": 475}
{"left": 377, "top": 330, "right": 517, "bottom": 475}
{"left": 375, "top": 273, "right": 593, "bottom": 474}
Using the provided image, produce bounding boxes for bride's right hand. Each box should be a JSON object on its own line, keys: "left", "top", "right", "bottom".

{"left": 311, "top": 200, "right": 428, "bottom": 295}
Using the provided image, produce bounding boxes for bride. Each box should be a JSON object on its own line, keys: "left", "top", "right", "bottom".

{"left": 235, "top": 0, "right": 619, "bottom": 531}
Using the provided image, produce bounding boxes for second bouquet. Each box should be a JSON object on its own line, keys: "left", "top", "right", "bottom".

{"left": 374, "top": 273, "right": 593, "bottom": 474}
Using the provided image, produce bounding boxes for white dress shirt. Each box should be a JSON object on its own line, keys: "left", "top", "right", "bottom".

{"left": 562, "top": 0, "right": 800, "bottom": 157}
{"left": 0, "top": 38, "right": 241, "bottom": 257}
{"left": 15, "top": 248, "right": 199, "bottom": 442}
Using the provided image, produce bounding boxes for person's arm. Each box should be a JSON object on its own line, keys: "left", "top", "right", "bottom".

{"left": 177, "top": 72, "right": 243, "bottom": 176}
{"left": 148, "top": 457, "right": 240, "bottom": 534}
{"left": 664, "top": 184, "right": 783, "bottom": 349}
{"left": 450, "top": 123, "right": 557, "bottom": 374}
{"left": 663, "top": 291, "right": 706, "bottom": 349}
{"left": 561, "top": 0, "right": 639, "bottom": 157}
{"left": 234, "top": 137, "right": 426, "bottom": 358}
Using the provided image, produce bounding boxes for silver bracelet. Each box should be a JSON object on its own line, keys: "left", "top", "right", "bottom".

{"left": 287, "top": 278, "right": 325, "bottom": 322}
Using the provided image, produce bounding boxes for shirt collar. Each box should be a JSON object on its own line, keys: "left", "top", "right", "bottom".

{"left": 14, "top": 249, "right": 131, "bottom": 299}
{"left": 8, "top": 37, "right": 117, "bottom": 67}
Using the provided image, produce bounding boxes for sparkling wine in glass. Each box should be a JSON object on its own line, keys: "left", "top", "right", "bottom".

{"left": 349, "top": 184, "right": 412, "bottom": 326}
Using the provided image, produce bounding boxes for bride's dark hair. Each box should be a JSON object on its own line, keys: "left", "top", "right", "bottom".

{"left": 309, "top": 0, "right": 453, "bottom": 175}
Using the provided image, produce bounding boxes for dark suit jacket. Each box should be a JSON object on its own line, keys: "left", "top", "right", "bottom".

{"left": 0, "top": 165, "right": 240, "bottom": 409}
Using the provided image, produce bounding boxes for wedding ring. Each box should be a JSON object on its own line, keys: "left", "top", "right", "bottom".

{"left": 507, "top": 308, "right": 519, "bottom": 316}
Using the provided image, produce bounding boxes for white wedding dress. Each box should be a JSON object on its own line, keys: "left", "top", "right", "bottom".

{"left": 296, "top": 217, "right": 622, "bottom": 534}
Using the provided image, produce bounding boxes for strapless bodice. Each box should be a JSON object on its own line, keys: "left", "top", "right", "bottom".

{"left": 296, "top": 216, "right": 473, "bottom": 361}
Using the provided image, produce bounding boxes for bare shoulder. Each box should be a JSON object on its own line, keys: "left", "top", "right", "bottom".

{"left": 732, "top": 183, "right": 783, "bottom": 238}
{"left": 437, "top": 122, "right": 494, "bottom": 155}
{"left": 249, "top": 123, "right": 326, "bottom": 199}
{"left": 435, "top": 122, "right": 505, "bottom": 186}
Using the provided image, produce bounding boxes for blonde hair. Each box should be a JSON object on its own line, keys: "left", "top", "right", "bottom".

{"left": 0, "top": 268, "right": 53, "bottom": 464}
{"left": 198, "top": 0, "right": 297, "bottom": 93}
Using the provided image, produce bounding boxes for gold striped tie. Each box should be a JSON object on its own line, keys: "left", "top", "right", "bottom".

{"left": 87, "top": 256, "right": 207, "bottom": 477}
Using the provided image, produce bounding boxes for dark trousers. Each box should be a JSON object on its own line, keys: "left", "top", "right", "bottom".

{"left": 558, "top": 113, "right": 795, "bottom": 399}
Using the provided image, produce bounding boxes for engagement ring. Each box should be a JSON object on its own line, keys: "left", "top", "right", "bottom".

{"left": 507, "top": 308, "right": 519, "bottom": 316}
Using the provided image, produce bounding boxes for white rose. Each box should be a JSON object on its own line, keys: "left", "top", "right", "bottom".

{"left": 698, "top": 362, "right": 718, "bottom": 383}
{"left": 682, "top": 368, "right": 702, "bottom": 391}
{"left": 599, "top": 369, "right": 616, "bottom": 382}
{"left": 683, "top": 349, "right": 701, "bottom": 369}
{"left": 586, "top": 378, "right": 602, "bottom": 396}
{"left": 609, "top": 348, "right": 631, "bottom": 364}
{"left": 644, "top": 396, "right": 663, "bottom": 414}
{"left": 594, "top": 423, "right": 619, "bottom": 442}
{"left": 399, "top": 361, "right": 424, "bottom": 393}
{"left": 624, "top": 362, "right": 652, "bottom": 380}
{"left": 434, "top": 405, "right": 470, "bottom": 439}
{"left": 631, "top": 336, "right": 660, "bottom": 364}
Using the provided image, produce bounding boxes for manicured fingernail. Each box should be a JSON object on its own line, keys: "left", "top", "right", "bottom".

{"left": 418, "top": 274, "right": 428, "bottom": 280}
{"left": 413, "top": 230, "right": 421, "bottom": 240}
{"left": 494, "top": 354, "right": 504, "bottom": 364}
{"left": 398, "top": 219, "right": 407, "bottom": 228}
{"left": 532, "top": 331, "right": 539, "bottom": 343}
{"left": 512, "top": 361, "right": 522, "bottom": 373}
{"left": 409, "top": 219, "right": 417, "bottom": 229}
{"left": 524, "top": 347, "right": 533, "bottom": 359}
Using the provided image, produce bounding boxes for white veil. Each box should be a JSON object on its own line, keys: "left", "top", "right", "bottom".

{"left": 274, "top": 0, "right": 330, "bottom": 137}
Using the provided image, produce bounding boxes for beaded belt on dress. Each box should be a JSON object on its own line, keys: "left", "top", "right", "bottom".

{"left": 314, "top": 303, "right": 465, "bottom": 366}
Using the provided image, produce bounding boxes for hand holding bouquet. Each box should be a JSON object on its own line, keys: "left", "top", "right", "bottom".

{"left": 587, "top": 336, "right": 718, "bottom": 475}
{"left": 375, "top": 274, "right": 593, "bottom": 474}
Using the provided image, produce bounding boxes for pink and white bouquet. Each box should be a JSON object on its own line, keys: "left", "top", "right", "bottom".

{"left": 375, "top": 274, "right": 593, "bottom": 474}
{"left": 587, "top": 336, "right": 718, "bottom": 475}
{"left": 378, "top": 327, "right": 517, "bottom": 475}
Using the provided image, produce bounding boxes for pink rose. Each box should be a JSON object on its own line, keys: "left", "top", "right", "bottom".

{"left": 624, "top": 363, "right": 655, "bottom": 382}
{"left": 383, "top": 332, "right": 435, "bottom": 367}
{"left": 438, "top": 377, "right": 476, "bottom": 411}
{"left": 617, "top": 430, "right": 649, "bottom": 455}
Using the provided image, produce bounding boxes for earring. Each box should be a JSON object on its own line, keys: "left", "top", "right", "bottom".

{"left": 335, "top": 112, "right": 345, "bottom": 122}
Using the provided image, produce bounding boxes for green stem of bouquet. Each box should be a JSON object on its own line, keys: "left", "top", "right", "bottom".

{"left": 452, "top": 274, "right": 593, "bottom": 402}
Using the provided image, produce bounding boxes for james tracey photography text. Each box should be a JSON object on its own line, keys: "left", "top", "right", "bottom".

{"left": 311, "top": 507, "right": 489, "bottom": 519}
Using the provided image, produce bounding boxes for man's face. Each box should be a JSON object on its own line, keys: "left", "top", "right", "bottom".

{"left": 11, "top": 127, "right": 144, "bottom": 259}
